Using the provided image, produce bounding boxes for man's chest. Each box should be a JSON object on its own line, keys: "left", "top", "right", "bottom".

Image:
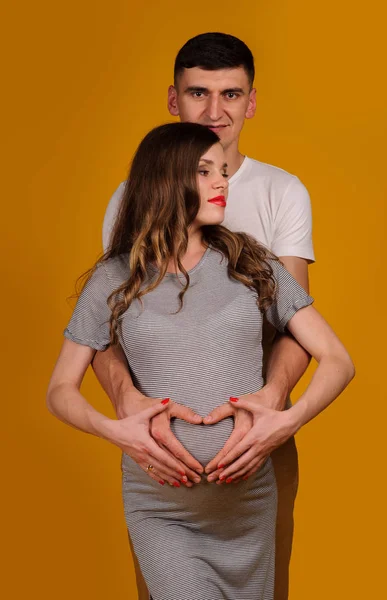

{"left": 222, "top": 182, "right": 274, "bottom": 249}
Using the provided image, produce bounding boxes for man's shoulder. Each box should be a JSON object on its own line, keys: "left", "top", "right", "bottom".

{"left": 243, "top": 156, "right": 300, "bottom": 188}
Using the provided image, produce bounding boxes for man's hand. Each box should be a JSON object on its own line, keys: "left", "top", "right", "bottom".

{"left": 203, "top": 386, "right": 295, "bottom": 484}
{"left": 117, "top": 387, "right": 204, "bottom": 485}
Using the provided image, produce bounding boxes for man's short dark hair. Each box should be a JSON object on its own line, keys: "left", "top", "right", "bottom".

{"left": 174, "top": 32, "right": 255, "bottom": 87}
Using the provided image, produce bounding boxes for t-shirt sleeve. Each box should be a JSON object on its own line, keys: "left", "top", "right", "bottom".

{"left": 271, "top": 177, "right": 315, "bottom": 263}
{"left": 64, "top": 263, "right": 112, "bottom": 351}
{"left": 102, "top": 182, "right": 126, "bottom": 252}
{"left": 265, "top": 260, "right": 314, "bottom": 332}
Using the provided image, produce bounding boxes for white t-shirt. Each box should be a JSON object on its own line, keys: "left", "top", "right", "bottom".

{"left": 102, "top": 156, "right": 314, "bottom": 262}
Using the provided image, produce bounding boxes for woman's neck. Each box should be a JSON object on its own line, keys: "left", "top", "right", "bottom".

{"left": 166, "top": 229, "right": 207, "bottom": 273}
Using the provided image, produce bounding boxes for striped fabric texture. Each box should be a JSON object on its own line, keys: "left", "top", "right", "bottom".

{"left": 64, "top": 247, "right": 313, "bottom": 600}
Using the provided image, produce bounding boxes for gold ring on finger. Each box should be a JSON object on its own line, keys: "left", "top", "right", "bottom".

{"left": 146, "top": 464, "right": 154, "bottom": 472}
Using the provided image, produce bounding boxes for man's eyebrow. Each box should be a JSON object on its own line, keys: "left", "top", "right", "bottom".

{"left": 184, "top": 86, "right": 245, "bottom": 94}
{"left": 199, "top": 159, "right": 229, "bottom": 169}
{"left": 184, "top": 86, "right": 208, "bottom": 93}
{"left": 222, "top": 87, "right": 245, "bottom": 94}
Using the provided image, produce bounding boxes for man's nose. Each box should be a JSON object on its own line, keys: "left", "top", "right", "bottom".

{"left": 206, "top": 96, "right": 223, "bottom": 121}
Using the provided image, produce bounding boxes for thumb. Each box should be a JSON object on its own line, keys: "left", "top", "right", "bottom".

{"left": 171, "top": 403, "right": 203, "bottom": 424}
{"left": 203, "top": 402, "right": 234, "bottom": 425}
{"left": 139, "top": 398, "right": 171, "bottom": 421}
{"left": 229, "top": 395, "right": 259, "bottom": 413}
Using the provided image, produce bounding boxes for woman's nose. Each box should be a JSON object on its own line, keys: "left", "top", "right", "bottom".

{"left": 213, "top": 176, "right": 228, "bottom": 191}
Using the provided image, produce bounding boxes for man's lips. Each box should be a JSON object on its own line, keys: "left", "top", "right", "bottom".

{"left": 208, "top": 195, "right": 226, "bottom": 207}
{"left": 207, "top": 125, "right": 228, "bottom": 130}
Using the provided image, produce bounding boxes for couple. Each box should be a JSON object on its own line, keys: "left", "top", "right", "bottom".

{"left": 47, "top": 33, "right": 354, "bottom": 600}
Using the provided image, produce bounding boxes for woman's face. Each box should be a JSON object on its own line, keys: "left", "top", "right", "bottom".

{"left": 192, "top": 142, "right": 229, "bottom": 230}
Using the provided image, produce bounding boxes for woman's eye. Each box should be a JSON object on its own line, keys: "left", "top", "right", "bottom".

{"left": 198, "top": 169, "right": 209, "bottom": 176}
{"left": 222, "top": 173, "right": 229, "bottom": 179}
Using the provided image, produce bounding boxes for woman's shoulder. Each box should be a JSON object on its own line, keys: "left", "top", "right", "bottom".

{"left": 96, "top": 254, "right": 130, "bottom": 286}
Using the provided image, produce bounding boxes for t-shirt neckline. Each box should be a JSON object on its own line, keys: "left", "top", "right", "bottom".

{"left": 148, "top": 245, "right": 212, "bottom": 278}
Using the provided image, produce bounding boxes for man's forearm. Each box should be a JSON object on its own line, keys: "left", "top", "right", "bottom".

{"left": 92, "top": 345, "right": 136, "bottom": 417}
{"left": 265, "top": 333, "right": 311, "bottom": 410}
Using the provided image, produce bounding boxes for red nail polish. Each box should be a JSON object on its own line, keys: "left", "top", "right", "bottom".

{"left": 179, "top": 470, "right": 185, "bottom": 476}
{"left": 159, "top": 480, "right": 165, "bottom": 485}
{"left": 242, "top": 476, "right": 249, "bottom": 480}
{"left": 218, "top": 464, "right": 225, "bottom": 469}
{"left": 226, "top": 477, "right": 233, "bottom": 484}
{"left": 229, "top": 397, "right": 239, "bottom": 402}
{"left": 173, "top": 482, "right": 180, "bottom": 488}
{"left": 219, "top": 475, "right": 225, "bottom": 481}
{"left": 161, "top": 398, "right": 170, "bottom": 405}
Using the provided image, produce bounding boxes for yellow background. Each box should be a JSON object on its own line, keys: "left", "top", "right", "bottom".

{"left": 1, "top": 1, "right": 386, "bottom": 598}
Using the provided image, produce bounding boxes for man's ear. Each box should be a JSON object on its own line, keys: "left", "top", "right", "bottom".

{"left": 168, "top": 85, "right": 180, "bottom": 116}
{"left": 245, "top": 87, "right": 257, "bottom": 120}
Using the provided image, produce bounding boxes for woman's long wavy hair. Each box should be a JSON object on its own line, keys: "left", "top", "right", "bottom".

{"left": 87, "top": 122, "right": 278, "bottom": 345}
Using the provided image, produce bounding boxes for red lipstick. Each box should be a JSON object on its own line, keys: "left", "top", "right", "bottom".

{"left": 208, "top": 195, "right": 226, "bottom": 207}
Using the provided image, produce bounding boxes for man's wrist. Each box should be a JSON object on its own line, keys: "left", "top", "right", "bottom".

{"left": 114, "top": 385, "right": 144, "bottom": 419}
{"left": 263, "top": 378, "right": 290, "bottom": 411}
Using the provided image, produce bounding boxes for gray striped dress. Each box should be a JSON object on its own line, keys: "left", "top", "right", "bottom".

{"left": 64, "top": 246, "right": 313, "bottom": 600}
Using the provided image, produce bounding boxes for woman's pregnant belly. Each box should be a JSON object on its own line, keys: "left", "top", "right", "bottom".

{"left": 170, "top": 416, "right": 234, "bottom": 467}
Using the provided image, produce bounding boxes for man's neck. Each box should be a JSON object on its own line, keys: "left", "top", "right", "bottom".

{"left": 223, "top": 143, "right": 245, "bottom": 178}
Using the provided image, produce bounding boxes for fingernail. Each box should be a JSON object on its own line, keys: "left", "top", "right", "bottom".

{"left": 159, "top": 480, "right": 165, "bottom": 485}
{"left": 205, "top": 416, "right": 212, "bottom": 423}
{"left": 181, "top": 476, "right": 188, "bottom": 483}
{"left": 173, "top": 482, "right": 180, "bottom": 488}
{"left": 207, "top": 475, "right": 215, "bottom": 482}
{"left": 226, "top": 477, "right": 233, "bottom": 484}
{"left": 161, "top": 398, "right": 170, "bottom": 405}
{"left": 194, "top": 476, "right": 201, "bottom": 483}
{"left": 229, "top": 397, "right": 238, "bottom": 402}
{"left": 219, "top": 474, "right": 225, "bottom": 481}
{"left": 218, "top": 464, "right": 225, "bottom": 469}
{"left": 179, "top": 470, "right": 185, "bottom": 476}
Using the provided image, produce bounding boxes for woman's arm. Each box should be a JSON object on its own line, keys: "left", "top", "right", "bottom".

{"left": 207, "top": 305, "right": 355, "bottom": 483}
{"left": 284, "top": 305, "right": 355, "bottom": 428}
{"left": 47, "top": 339, "right": 196, "bottom": 486}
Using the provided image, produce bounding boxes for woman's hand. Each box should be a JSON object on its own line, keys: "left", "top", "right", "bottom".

{"left": 105, "top": 393, "right": 203, "bottom": 487}
{"left": 204, "top": 393, "right": 297, "bottom": 484}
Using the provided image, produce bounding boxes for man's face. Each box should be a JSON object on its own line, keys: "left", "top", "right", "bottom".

{"left": 168, "top": 67, "right": 256, "bottom": 151}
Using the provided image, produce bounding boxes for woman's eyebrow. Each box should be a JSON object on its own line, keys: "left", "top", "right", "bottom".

{"left": 199, "top": 160, "right": 228, "bottom": 169}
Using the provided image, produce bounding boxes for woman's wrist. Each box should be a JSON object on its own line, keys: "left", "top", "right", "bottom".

{"left": 283, "top": 398, "right": 308, "bottom": 434}
{"left": 94, "top": 414, "right": 120, "bottom": 443}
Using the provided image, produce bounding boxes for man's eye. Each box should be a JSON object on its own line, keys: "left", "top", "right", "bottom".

{"left": 225, "top": 93, "right": 238, "bottom": 99}
{"left": 192, "top": 92, "right": 204, "bottom": 98}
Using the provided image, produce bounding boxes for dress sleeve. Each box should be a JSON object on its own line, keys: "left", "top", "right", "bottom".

{"left": 102, "top": 182, "right": 125, "bottom": 252}
{"left": 271, "top": 177, "right": 315, "bottom": 263}
{"left": 265, "top": 260, "right": 314, "bottom": 332}
{"left": 64, "top": 263, "right": 112, "bottom": 350}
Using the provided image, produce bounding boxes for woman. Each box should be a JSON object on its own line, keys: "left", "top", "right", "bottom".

{"left": 47, "top": 122, "right": 354, "bottom": 600}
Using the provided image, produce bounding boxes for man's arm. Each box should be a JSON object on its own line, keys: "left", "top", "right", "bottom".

{"left": 263, "top": 256, "right": 311, "bottom": 411}
{"left": 92, "top": 345, "right": 135, "bottom": 418}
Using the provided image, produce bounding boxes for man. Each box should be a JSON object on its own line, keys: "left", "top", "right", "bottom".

{"left": 94, "top": 32, "right": 314, "bottom": 600}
